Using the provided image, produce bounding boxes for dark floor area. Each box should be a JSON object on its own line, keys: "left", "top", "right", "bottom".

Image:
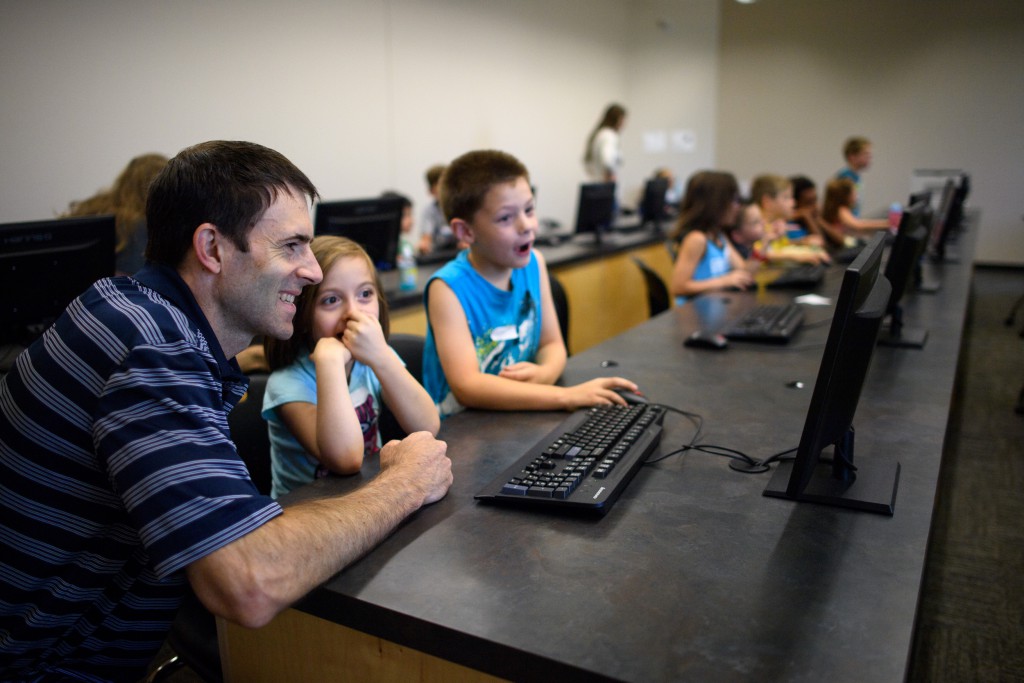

{"left": 147, "top": 266, "right": 1024, "bottom": 683}
{"left": 908, "top": 265, "right": 1024, "bottom": 682}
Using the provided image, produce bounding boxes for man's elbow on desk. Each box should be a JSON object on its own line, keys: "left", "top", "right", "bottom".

{"left": 186, "top": 544, "right": 295, "bottom": 629}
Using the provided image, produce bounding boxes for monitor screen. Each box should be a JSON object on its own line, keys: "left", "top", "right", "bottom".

{"left": 1, "top": 215, "right": 116, "bottom": 347}
{"left": 639, "top": 177, "right": 670, "bottom": 226}
{"left": 314, "top": 196, "right": 403, "bottom": 271}
{"left": 763, "top": 232, "right": 900, "bottom": 515}
{"left": 878, "top": 200, "right": 930, "bottom": 348}
{"left": 573, "top": 182, "right": 615, "bottom": 244}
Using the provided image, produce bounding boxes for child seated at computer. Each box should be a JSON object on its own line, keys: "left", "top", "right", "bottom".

{"left": 422, "top": 149, "right": 637, "bottom": 418}
{"left": 822, "top": 177, "right": 891, "bottom": 239}
{"left": 417, "top": 163, "right": 461, "bottom": 256}
{"left": 725, "top": 199, "right": 766, "bottom": 262}
{"left": 669, "top": 171, "right": 755, "bottom": 304}
{"left": 790, "top": 175, "right": 846, "bottom": 248}
{"left": 749, "top": 174, "right": 829, "bottom": 265}
{"left": 263, "top": 235, "right": 439, "bottom": 498}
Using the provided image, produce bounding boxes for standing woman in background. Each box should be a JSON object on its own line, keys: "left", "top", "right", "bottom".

{"left": 583, "top": 103, "right": 627, "bottom": 183}
{"left": 64, "top": 153, "right": 169, "bottom": 275}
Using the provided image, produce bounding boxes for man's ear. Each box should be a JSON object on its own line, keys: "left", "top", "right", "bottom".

{"left": 192, "top": 223, "right": 224, "bottom": 274}
{"left": 451, "top": 218, "right": 474, "bottom": 245}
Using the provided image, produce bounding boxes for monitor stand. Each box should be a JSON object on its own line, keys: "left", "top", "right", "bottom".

{"left": 877, "top": 310, "right": 928, "bottom": 349}
{"left": 763, "top": 457, "right": 901, "bottom": 516}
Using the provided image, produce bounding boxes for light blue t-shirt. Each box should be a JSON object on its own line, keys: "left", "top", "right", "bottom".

{"left": 262, "top": 349, "right": 398, "bottom": 498}
{"left": 675, "top": 234, "right": 732, "bottom": 306}
{"left": 423, "top": 250, "right": 543, "bottom": 418}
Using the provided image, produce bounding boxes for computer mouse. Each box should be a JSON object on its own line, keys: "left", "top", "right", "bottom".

{"left": 613, "top": 388, "right": 649, "bottom": 404}
{"left": 684, "top": 330, "right": 728, "bottom": 350}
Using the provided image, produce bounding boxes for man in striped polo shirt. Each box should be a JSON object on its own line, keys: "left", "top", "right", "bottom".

{"left": 0, "top": 141, "right": 453, "bottom": 682}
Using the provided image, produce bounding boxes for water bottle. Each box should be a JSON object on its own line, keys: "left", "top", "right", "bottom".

{"left": 888, "top": 202, "right": 902, "bottom": 231}
{"left": 397, "top": 238, "right": 417, "bottom": 291}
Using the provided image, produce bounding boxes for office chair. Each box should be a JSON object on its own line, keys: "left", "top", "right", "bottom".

{"left": 147, "top": 373, "right": 272, "bottom": 683}
{"left": 549, "top": 272, "right": 570, "bottom": 353}
{"left": 631, "top": 257, "right": 671, "bottom": 318}
{"left": 379, "top": 333, "right": 426, "bottom": 441}
{"left": 389, "top": 333, "right": 426, "bottom": 383}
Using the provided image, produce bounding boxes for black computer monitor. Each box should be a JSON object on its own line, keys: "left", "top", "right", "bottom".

{"left": 1, "top": 215, "right": 116, "bottom": 348}
{"left": 573, "top": 182, "right": 616, "bottom": 245}
{"left": 764, "top": 232, "right": 899, "bottom": 515}
{"left": 928, "top": 174, "right": 968, "bottom": 264}
{"left": 639, "top": 177, "right": 670, "bottom": 228}
{"left": 314, "top": 196, "right": 403, "bottom": 271}
{"left": 908, "top": 190, "right": 939, "bottom": 294}
{"left": 878, "top": 200, "right": 930, "bottom": 348}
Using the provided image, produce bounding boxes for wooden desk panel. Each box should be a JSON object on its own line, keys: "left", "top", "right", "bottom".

{"left": 219, "top": 610, "right": 503, "bottom": 682}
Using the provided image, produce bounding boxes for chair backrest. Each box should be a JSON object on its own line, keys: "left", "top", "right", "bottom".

{"left": 389, "top": 333, "right": 426, "bottom": 383}
{"left": 632, "top": 256, "right": 671, "bottom": 318}
{"left": 548, "top": 272, "right": 570, "bottom": 352}
{"left": 379, "top": 334, "right": 427, "bottom": 442}
{"left": 227, "top": 372, "right": 272, "bottom": 496}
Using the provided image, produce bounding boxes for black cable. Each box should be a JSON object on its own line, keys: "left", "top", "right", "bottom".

{"left": 644, "top": 403, "right": 703, "bottom": 464}
{"left": 756, "top": 446, "right": 797, "bottom": 468}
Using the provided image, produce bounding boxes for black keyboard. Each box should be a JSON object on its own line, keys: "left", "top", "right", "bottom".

{"left": 722, "top": 303, "right": 804, "bottom": 343}
{"left": 475, "top": 403, "right": 666, "bottom": 514}
{"left": 766, "top": 264, "right": 826, "bottom": 289}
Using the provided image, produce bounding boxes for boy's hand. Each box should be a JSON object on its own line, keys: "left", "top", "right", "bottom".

{"left": 498, "top": 361, "right": 544, "bottom": 383}
{"left": 562, "top": 378, "right": 638, "bottom": 411}
{"left": 342, "top": 311, "right": 388, "bottom": 367}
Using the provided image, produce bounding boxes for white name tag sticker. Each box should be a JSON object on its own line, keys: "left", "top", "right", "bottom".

{"left": 490, "top": 325, "right": 518, "bottom": 342}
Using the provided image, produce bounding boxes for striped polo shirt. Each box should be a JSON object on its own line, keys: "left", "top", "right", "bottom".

{"left": 0, "top": 263, "right": 282, "bottom": 682}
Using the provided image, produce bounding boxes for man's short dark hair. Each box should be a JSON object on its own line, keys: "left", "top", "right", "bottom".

{"left": 145, "top": 140, "right": 319, "bottom": 267}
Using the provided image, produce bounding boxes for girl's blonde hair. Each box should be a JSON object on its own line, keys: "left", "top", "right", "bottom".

{"left": 65, "top": 153, "right": 169, "bottom": 254}
{"left": 265, "top": 235, "right": 390, "bottom": 371}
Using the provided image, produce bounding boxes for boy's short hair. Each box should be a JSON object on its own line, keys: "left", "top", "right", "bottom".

{"left": 425, "top": 164, "right": 446, "bottom": 188}
{"left": 439, "top": 150, "right": 530, "bottom": 223}
{"left": 749, "top": 174, "right": 791, "bottom": 206}
{"left": 843, "top": 136, "right": 871, "bottom": 160}
{"left": 146, "top": 140, "right": 318, "bottom": 268}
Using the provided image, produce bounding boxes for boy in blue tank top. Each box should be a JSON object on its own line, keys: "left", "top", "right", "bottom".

{"left": 422, "top": 149, "right": 637, "bottom": 418}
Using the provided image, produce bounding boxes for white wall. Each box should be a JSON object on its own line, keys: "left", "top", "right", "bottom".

{"left": 716, "top": 0, "right": 1024, "bottom": 265}
{"left": 0, "top": 0, "right": 720, "bottom": 232}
